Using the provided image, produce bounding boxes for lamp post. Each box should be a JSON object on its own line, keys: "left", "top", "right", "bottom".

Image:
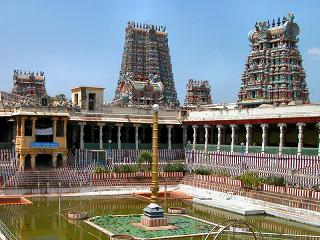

{"left": 141, "top": 104, "right": 167, "bottom": 227}
{"left": 187, "top": 140, "right": 191, "bottom": 173}
{"left": 187, "top": 140, "right": 191, "bottom": 164}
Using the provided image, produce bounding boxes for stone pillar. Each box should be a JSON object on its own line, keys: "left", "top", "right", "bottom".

{"left": 31, "top": 154, "right": 36, "bottom": 170}
{"left": 217, "top": 125, "right": 223, "bottom": 152}
{"left": 182, "top": 126, "right": 187, "bottom": 147}
{"left": 31, "top": 117, "right": 36, "bottom": 142}
{"left": 78, "top": 122, "right": 86, "bottom": 150}
{"left": 52, "top": 154, "right": 57, "bottom": 168}
{"left": 192, "top": 125, "right": 198, "bottom": 150}
{"left": 204, "top": 125, "right": 209, "bottom": 152}
{"left": 16, "top": 117, "right": 20, "bottom": 136}
{"left": 297, "top": 122, "right": 306, "bottom": 155}
{"left": 277, "top": 123, "right": 286, "bottom": 155}
{"left": 21, "top": 117, "right": 25, "bottom": 137}
{"left": 245, "top": 124, "right": 252, "bottom": 154}
{"left": 11, "top": 121, "right": 16, "bottom": 143}
{"left": 116, "top": 123, "right": 123, "bottom": 150}
{"left": 167, "top": 125, "right": 173, "bottom": 150}
{"left": 134, "top": 124, "right": 140, "bottom": 150}
{"left": 62, "top": 154, "right": 67, "bottom": 167}
{"left": 230, "top": 124, "right": 237, "bottom": 153}
{"left": 52, "top": 117, "right": 57, "bottom": 140}
{"left": 63, "top": 119, "right": 67, "bottom": 149}
{"left": 260, "top": 124, "right": 268, "bottom": 154}
{"left": 19, "top": 154, "right": 25, "bottom": 171}
{"left": 317, "top": 123, "right": 320, "bottom": 156}
{"left": 97, "top": 123, "right": 105, "bottom": 149}
{"left": 63, "top": 119, "right": 67, "bottom": 138}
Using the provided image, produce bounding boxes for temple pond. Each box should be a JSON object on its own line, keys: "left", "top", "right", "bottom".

{"left": 1, "top": 195, "right": 319, "bottom": 239}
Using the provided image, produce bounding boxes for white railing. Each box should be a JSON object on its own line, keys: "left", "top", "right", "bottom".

{"left": 185, "top": 150, "right": 320, "bottom": 187}
{"left": 73, "top": 148, "right": 184, "bottom": 168}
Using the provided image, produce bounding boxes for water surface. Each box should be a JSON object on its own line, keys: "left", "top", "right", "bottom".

{"left": 0, "top": 195, "right": 319, "bottom": 239}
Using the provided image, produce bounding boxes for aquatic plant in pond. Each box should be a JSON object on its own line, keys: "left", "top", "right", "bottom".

{"left": 90, "top": 214, "right": 214, "bottom": 238}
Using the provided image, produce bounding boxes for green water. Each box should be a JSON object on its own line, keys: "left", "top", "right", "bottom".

{"left": 0, "top": 195, "right": 319, "bottom": 239}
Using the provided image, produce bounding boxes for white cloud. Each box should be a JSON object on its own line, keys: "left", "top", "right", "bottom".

{"left": 307, "top": 47, "right": 320, "bottom": 60}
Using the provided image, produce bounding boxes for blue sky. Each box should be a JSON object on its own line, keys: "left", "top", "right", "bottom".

{"left": 0, "top": 0, "right": 319, "bottom": 104}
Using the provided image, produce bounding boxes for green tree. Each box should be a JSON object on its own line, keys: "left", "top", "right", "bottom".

{"left": 137, "top": 151, "right": 152, "bottom": 171}
{"left": 48, "top": 93, "right": 69, "bottom": 103}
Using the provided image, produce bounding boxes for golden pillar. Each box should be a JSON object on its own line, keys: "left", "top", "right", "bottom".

{"left": 141, "top": 104, "right": 167, "bottom": 228}
{"left": 150, "top": 104, "right": 159, "bottom": 204}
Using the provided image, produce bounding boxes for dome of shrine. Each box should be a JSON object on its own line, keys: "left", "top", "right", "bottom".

{"left": 283, "top": 20, "right": 300, "bottom": 40}
{"left": 248, "top": 30, "right": 256, "bottom": 43}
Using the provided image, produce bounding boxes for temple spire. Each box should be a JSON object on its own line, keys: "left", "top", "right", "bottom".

{"left": 114, "top": 21, "right": 179, "bottom": 106}
{"left": 238, "top": 14, "right": 309, "bottom": 108}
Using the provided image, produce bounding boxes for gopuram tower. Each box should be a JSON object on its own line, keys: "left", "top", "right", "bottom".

{"left": 114, "top": 21, "right": 179, "bottom": 106}
{"left": 184, "top": 79, "right": 213, "bottom": 106}
{"left": 12, "top": 70, "right": 47, "bottom": 99}
{"left": 238, "top": 13, "right": 310, "bottom": 108}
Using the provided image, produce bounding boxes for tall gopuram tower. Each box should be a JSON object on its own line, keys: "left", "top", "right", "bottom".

{"left": 114, "top": 21, "right": 179, "bottom": 106}
{"left": 184, "top": 79, "right": 213, "bottom": 106}
{"left": 12, "top": 70, "right": 47, "bottom": 99}
{"left": 238, "top": 13, "right": 310, "bottom": 108}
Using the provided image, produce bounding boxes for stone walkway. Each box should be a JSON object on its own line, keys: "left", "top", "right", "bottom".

{"left": 179, "top": 184, "right": 320, "bottom": 227}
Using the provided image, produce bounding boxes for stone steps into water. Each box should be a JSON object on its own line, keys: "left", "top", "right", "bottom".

{"left": 178, "top": 184, "right": 320, "bottom": 226}
{"left": 5, "top": 169, "right": 89, "bottom": 188}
